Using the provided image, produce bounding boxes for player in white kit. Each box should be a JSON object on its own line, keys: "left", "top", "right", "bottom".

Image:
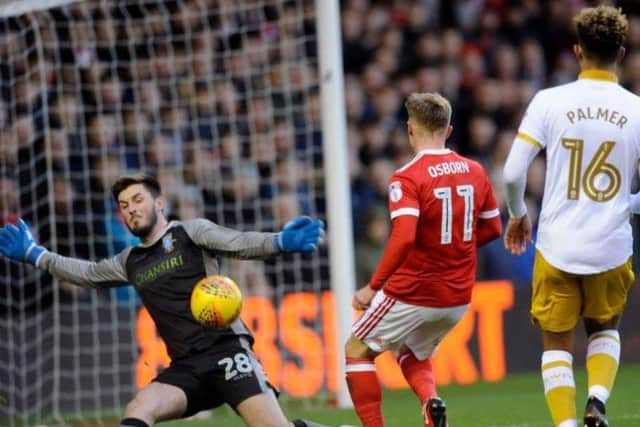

{"left": 503, "top": 6, "right": 637, "bottom": 427}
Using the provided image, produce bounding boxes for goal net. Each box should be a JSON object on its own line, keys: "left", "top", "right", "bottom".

{"left": 0, "top": 0, "right": 341, "bottom": 425}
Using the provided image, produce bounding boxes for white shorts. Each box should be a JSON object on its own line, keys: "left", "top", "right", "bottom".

{"left": 352, "top": 290, "right": 469, "bottom": 360}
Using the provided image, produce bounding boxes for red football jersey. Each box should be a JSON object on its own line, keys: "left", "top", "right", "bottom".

{"left": 378, "top": 148, "right": 499, "bottom": 307}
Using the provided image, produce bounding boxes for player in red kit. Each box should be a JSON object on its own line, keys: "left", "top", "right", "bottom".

{"left": 345, "top": 93, "right": 502, "bottom": 427}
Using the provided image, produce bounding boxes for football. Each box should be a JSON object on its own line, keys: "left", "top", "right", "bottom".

{"left": 190, "top": 275, "right": 243, "bottom": 329}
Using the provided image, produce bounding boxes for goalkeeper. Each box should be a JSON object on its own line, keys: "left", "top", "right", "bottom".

{"left": 0, "top": 173, "right": 328, "bottom": 427}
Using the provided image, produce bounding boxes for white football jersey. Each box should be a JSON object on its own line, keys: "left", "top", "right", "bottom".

{"left": 517, "top": 70, "right": 640, "bottom": 274}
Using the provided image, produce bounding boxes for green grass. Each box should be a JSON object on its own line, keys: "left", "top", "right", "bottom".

{"left": 163, "top": 364, "right": 640, "bottom": 427}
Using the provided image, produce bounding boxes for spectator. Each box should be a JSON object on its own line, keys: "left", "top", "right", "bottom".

{"left": 3, "top": 0, "right": 640, "bottom": 297}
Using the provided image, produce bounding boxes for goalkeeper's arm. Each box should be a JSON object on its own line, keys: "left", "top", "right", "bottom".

{"left": 183, "top": 216, "right": 324, "bottom": 259}
{"left": 0, "top": 218, "right": 130, "bottom": 288}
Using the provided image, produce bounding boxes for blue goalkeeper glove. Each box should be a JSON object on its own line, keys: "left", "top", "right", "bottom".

{"left": 0, "top": 219, "right": 47, "bottom": 265}
{"left": 274, "top": 216, "right": 325, "bottom": 252}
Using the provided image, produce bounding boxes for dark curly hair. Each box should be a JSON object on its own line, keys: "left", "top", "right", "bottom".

{"left": 574, "top": 5, "right": 628, "bottom": 63}
{"left": 111, "top": 173, "right": 162, "bottom": 201}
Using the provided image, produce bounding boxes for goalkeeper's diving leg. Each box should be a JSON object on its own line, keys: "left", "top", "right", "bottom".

{"left": 236, "top": 389, "right": 331, "bottom": 427}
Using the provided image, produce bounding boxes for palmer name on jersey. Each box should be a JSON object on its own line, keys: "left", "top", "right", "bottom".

{"left": 565, "top": 106, "right": 628, "bottom": 129}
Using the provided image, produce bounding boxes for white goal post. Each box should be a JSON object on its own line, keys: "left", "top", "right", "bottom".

{"left": 315, "top": 0, "right": 355, "bottom": 410}
{"left": 0, "top": 0, "right": 355, "bottom": 425}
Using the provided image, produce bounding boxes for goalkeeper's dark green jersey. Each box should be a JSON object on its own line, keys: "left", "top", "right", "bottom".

{"left": 37, "top": 219, "right": 279, "bottom": 360}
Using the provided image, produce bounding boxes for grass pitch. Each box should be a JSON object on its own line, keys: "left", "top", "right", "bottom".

{"left": 164, "top": 364, "right": 640, "bottom": 427}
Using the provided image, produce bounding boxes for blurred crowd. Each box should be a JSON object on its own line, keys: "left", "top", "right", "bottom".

{"left": 343, "top": 0, "right": 640, "bottom": 287}
{"left": 0, "top": 0, "right": 325, "bottom": 305}
{"left": 2, "top": 0, "right": 640, "bottom": 306}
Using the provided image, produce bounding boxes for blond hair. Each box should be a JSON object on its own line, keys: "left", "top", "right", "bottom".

{"left": 574, "top": 5, "right": 628, "bottom": 63}
{"left": 404, "top": 92, "right": 452, "bottom": 132}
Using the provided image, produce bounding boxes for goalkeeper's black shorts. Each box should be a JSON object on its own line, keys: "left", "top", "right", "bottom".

{"left": 153, "top": 337, "right": 278, "bottom": 417}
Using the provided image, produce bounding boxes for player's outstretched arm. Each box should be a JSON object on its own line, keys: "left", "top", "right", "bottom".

{"left": 274, "top": 216, "right": 325, "bottom": 252}
{"left": 0, "top": 218, "right": 129, "bottom": 288}
{"left": 184, "top": 216, "right": 324, "bottom": 259}
{"left": 0, "top": 218, "right": 47, "bottom": 265}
